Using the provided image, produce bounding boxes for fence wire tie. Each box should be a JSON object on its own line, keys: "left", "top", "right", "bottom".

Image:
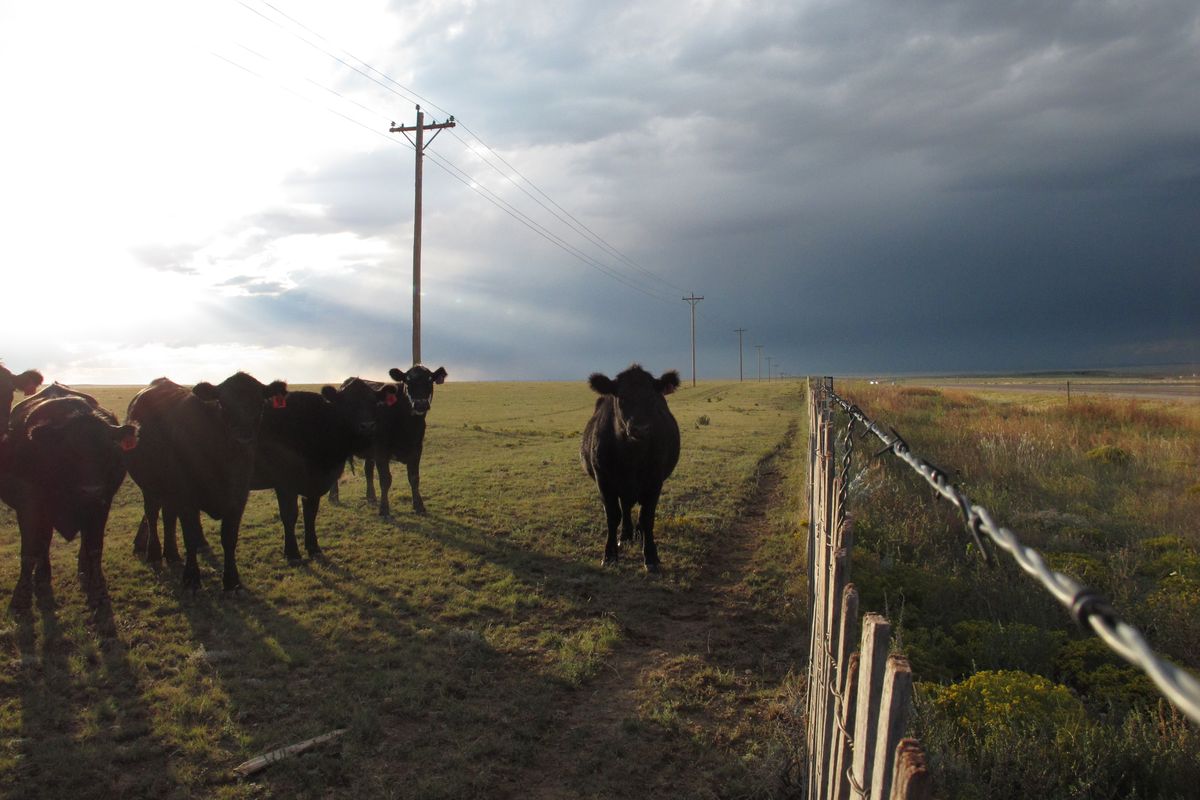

{"left": 1071, "top": 587, "right": 1118, "bottom": 629}
{"left": 960, "top": 507, "right": 995, "bottom": 567}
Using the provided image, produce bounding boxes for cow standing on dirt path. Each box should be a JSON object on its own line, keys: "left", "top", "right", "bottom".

{"left": 125, "top": 373, "right": 287, "bottom": 591}
{"left": 580, "top": 364, "right": 681, "bottom": 572}
{"left": 251, "top": 379, "right": 395, "bottom": 561}
{"left": 1, "top": 383, "right": 136, "bottom": 612}
{"left": 329, "top": 365, "right": 447, "bottom": 518}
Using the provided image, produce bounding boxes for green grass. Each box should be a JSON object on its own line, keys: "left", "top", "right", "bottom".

{"left": 0, "top": 378, "right": 807, "bottom": 799}
{"left": 837, "top": 382, "right": 1200, "bottom": 799}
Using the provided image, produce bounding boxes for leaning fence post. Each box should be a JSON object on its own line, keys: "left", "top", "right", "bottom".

{"left": 827, "top": 585, "right": 859, "bottom": 800}
{"left": 889, "top": 739, "right": 930, "bottom": 800}
{"left": 870, "top": 655, "right": 913, "bottom": 800}
{"left": 850, "top": 614, "right": 891, "bottom": 796}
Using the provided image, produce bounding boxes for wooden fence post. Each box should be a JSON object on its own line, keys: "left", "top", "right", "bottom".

{"left": 889, "top": 739, "right": 930, "bottom": 800}
{"left": 870, "top": 655, "right": 913, "bottom": 800}
{"left": 850, "top": 614, "right": 891, "bottom": 796}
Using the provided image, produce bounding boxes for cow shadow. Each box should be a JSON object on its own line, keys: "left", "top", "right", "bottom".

{"left": 8, "top": 602, "right": 184, "bottom": 797}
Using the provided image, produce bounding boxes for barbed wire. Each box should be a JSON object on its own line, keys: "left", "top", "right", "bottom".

{"left": 821, "top": 382, "right": 1200, "bottom": 726}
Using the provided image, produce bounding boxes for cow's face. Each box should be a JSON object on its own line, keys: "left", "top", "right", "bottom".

{"left": 588, "top": 364, "right": 680, "bottom": 440}
{"left": 322, "top": 378, "right": 382, "bottom": 437}
{"left": 27, "top": 405, "right": 133, "bottom": 509}
{"left": 0, "top": 365, "right": 43, "bottom": 420}
{"left": 194, "top": 372, "right": 288, "bottom": 444}
{"left": 389, "top": 365, "right": 447, "bottom": 416}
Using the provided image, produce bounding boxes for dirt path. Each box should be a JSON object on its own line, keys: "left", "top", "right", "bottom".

{"left": 517, "top": 427, "right": 805, "bottom": 799}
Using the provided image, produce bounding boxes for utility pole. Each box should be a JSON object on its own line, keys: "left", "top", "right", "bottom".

{"left": 754, "top": 345, "right": 763, "bottom": 381}
{"left": 683, "top": 293, "right": 704, "bottom": 387}
{"left": 390, "top": 105, "right": 456, "bottom": 366}
{"left": 766, "top": 356, "right": 773, "bottom": 383}
{"left": 734, "top": 328, "right": 746, "bottom": 381}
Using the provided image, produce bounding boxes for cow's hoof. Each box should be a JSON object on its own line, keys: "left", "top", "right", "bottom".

{"left": 413, "top": 507, "right": 427, "bottom": 516}
{"left": 644, "top": 562, "right": 661, "bottom": 575}
{"left": 602, "top": 556, "right": 618, "bottom": 568}
{"left": 307, "top": 548, "right": 324, "bottom": 560}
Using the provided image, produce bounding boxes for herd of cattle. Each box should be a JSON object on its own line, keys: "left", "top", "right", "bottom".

{"left": 0, "top": 360, "right": 682, "bottom": 615}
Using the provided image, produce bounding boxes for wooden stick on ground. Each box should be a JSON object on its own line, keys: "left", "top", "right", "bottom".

{"left": 232, "top": 729, "right": 348, "bottom": 778}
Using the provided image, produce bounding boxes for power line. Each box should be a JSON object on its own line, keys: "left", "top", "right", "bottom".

{"left": 231, "top": 0, "right": 689, "bottom": 300}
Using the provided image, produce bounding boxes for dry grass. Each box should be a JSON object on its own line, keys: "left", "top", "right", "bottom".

{"left": 837, "top": 382, "right": 1200, "bottom": 798}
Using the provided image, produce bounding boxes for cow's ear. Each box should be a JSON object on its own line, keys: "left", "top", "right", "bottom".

{"left": 263, "top": 380, "right": 288, "bottom": 399}
{"left": 192, "top": 382, "right": 219, "bottom": 401}
{"left": 432, "top": 367, "right": 447, "bottom": 385}
{"left": 656, "top": 371, "right": 681, "bottom": 396}
{"left": 111, "top": 423, "right": 139, "bottom": 451}
{"left": 379, "top": 384, "right": 399, "bottom": 402}
{"left": 321, "top": 386, "right": 338, "bottom": 402}
{"left": 16, "top": 370, "right": 43, "bottom": 395}
{"left": 588, "top": 373, "right": 616, "bottom": 395}
{"left": 388, "top": 367, "right": 407, "bottom": 383}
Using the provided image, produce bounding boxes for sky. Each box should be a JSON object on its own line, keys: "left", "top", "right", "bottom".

{"left": 1, "top": 0, "right": 1197, "bottom": 384}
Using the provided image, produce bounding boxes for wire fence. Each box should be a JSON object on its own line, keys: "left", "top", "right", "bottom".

{"left": 804, "top": 379, "right": 929, "bottom": 800}
{"left": 803, "top": 376, "right": 1200, "bottom": 799}
{"left": 822, "top": 380, "right": 1200, "bottom": 725}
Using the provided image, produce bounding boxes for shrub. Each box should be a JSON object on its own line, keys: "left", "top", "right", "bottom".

{"left": 927, "top": 670, "right": 1084, "bottom": 740}
{"left": 1086, "top": 444, "right": 1132, "bottom": 466}
{"left": 696, "top": 415, "right": 711, "bottom": 427}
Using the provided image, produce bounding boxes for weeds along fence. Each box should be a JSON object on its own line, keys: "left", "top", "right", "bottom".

{"left": 804, "top": 378, "right": 929, "bottom": 800}
{"left": 802, "top": 376, "right": 1200, "bottom": 800}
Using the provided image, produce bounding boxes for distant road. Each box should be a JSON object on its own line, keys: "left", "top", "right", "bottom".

{"left": 915, "top": 381, "right": 1200, "bottom": 403}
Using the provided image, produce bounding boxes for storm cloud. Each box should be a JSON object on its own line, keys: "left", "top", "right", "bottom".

{"left": 2, "top": 0, "right": 1196, "bottom": 383}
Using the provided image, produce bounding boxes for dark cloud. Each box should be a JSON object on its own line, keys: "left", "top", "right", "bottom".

{"left": 181, "top": 0, "right": 1200, "bottom": 378}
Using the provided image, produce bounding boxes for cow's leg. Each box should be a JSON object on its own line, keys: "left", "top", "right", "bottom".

{"left": 328, "top": 460, "right": 345, "bottom": 504}
{"left": 9, "top": 511, "right": 42, "bottom": 613}
{"left": 638, "top": 485, "right": 663, "bottom": 573}
{"left": 163, "top": 507, "right": 182, "bottom": 563}
{"left": 219, "top": 502, "right": 246, "bottom": 591}
{"left": 364, "top": 458, "right": 377, "bottom": 504}
{"left": 136, "top": 497, "right": 162, "bottom": 563}
{"left": 78, "top": 515, "right": 110, "bottom": 609}
{"left": 599, "top": 486, "right": 621, "bottom": 566}
{"left": 617, "top": 495, "right": 635, "bottom": 550}
{"left": 302, "top": 495, "right": 322, "bottom": 557}
{"left": 406, "top": 460, "right": 425, "bottom": 515}
{"left": 376, "top": 459, "right": 393, "bottom": 518}
{"left": 276, "top": 490, "right": 302, "bottom": 563}
{"left": 179, "top": 511, "right": 204, "bottom": 591}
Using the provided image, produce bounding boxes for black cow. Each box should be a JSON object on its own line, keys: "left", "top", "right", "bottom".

{"left": 1, "top": 383, "right": 136, "bottom": 611}
{"left": 328, "top": 365, "right": 447, "bottom": 518}
{"left": 580, "top": 364, "right": 681, "bottom": 572}
{"left": 0, "top": 364, "right": 43, "bottom": 428}
{"left": 125, "top": 373, "right": 287, "bottom": 591}
{"left": 251, "top": 378, "right": 395, "bottom": 561}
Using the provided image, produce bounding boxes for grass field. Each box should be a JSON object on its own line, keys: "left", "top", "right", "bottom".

{"left": 0, "top": 378, "right": 809, "bottom": 799}
{"left": 834, "top": 382, "right": 1200, "bottom": 799}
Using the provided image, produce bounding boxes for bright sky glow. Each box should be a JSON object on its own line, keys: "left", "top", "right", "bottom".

{"left": 1, "top": 1, "right": 1197, "bottom": 386}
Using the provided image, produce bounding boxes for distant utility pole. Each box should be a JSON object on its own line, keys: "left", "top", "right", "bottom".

{"left": 390, "top": 105, "right": 456, "bottom": 366}
{"left": 754, "top": 345, "right": 763, "bottom": 381}
{"left": 734, "top": 328, "right": 746, "bottom": 381}
{"left": 683, "top": 293, "right": 704, "bottom": 387}
{"left": 766, "top": 356, "right": 773, "bottom": 383}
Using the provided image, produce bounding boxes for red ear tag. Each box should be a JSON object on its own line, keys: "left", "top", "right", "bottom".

{"left": 386, "top": 393, "right": 398, "bottom": 406}
{"left": 120, "top": 433, "right": 138, "bottom": 451}
{"left": 272, "top": 395, "right": 287, "bottom": 409}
